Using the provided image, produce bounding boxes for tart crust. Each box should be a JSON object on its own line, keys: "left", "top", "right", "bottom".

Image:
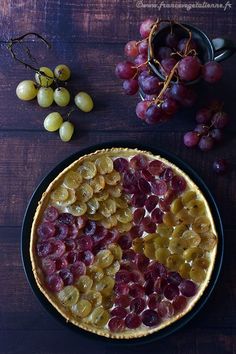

{"left": 30, "top": 148, "right": 217, "bottom": 339}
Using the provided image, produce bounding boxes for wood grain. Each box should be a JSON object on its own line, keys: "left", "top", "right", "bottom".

{"left": 0, "top": 0, "right": 235, "bottom": 353}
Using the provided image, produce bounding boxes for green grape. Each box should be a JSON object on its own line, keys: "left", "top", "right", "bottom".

{"left": 35, "top": 66, "right": 54, "bottom": 87}
{"left": 59, "top": 121, "right": 74, "bottom": 142}
{"left": 37, "top": 87, "right": 54, "bottom": 107}
{"left": 43, "top": 112, "right": 63, "bottom": 132}
{"left": 74, "top": 92, "right": 94, "bottom": 112}
{"left": 71, "top": 299, "right": 92, "bottom": 318}
{"left": 16, "top": 80, "right": 38, "bottom": 101}
{"left": 54, "top": 87, "right": 70, "bottom": 107}
{"left": 54, "top": 64, "right": 71, "bottom": 81}
{"left": 57, "top": 286, "right": 79, "bottom": 306}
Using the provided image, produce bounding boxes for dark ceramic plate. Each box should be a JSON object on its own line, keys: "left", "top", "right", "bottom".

{"left": 21, "top": 142, "right": 224, "bottom": 345}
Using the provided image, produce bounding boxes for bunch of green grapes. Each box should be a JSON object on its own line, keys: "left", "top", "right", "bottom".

{"left": 16, "top": 64, "right": 94, "bottom": 142}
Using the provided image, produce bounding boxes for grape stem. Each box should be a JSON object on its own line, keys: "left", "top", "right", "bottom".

{"left": 154, "top": 61, "right": 179, "bottom": 104}
{"left": 66, "top": 106, "right": 76, "bottom": 121}
{"left": 4, "top": 32, "right": 56, "bottom": 82}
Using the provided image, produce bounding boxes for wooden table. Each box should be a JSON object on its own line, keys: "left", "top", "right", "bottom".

{"left": 1, "top": 1, "right": 235, "bottom": 353}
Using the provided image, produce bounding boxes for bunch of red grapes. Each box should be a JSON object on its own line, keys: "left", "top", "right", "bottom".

{"left": 115, "top": 18, "right": 224, "bottom": 126}
{"left": 184, "top": 100, "right": 229, "bottom": 151}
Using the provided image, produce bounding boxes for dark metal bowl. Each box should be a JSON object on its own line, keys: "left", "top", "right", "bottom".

{"left": 21, "top": 142, "right": 224, "bottom": 345}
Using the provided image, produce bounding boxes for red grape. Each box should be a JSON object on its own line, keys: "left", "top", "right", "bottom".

{"left": 148, "top": 293, "right": 160, "bottom": 310}
{"left": 118, "top": 234, "right": 132, "bottom": 250}
{"left": 145, "top": 195, "right": 159, "bottom": 212}
{"left": 198, "top": 135, "right": 214, "bottom": 151}
{"left": 213, "top": 158, "right": 228, "bottom": 175}
{"left": 115, "top": 61, "right": 136, "bottom": 79}
{"left": 115, "top": 295, "right": 131, "bottom": 308}
{"left": 46, "top": 274, "right": 64, "bottom": 292}
{"left": 59, "top": 268, "right": 74, "bottom": 285}
{"left": 140, "top": 18, "right": 155, "bottom": 38}
{"left": 151, "top": 180, "right": 168, "bottom": 196}
{"left": 108, "top": 317, "right": 125, "bottom": 332}
{"left": 212, "top": 111, "right": 229, "bottom": 129}
{"left": 178, "top": 38, "right": 198, "bottom": 53}
{"left": 37, "top": 222, "right": 56, "bottom": 240}
{"left": 179, "top": 280, "right": 197, "bottom": 297}
{"left": 178, "top": 56, "right": 201, "bottom": 81}
{"left": 123, "top": 79, "right": 139, "bottom": 95}
{"left": 57, "top": 213, "right": 75, "bottom": 225}
{"left": 124, "top": 40, "right": 139, "bottom": 58}
{"left": 115, "top": 270, "right": 132, "bottom": 283}
{"left": 156, "top": 46, "right": 172, "bottom": 60}
{"left": 84, "top": 220, "right": 97, "bottom": 236}
{"left": 122, "top": 249, "right": 137, "bottom": 262}
{"left": 209, "top": 128, "right": 223, "bottom": 142}
{"left": 43, "top": 206, "right": 59, "bottom": 222}
{"left": 55, "top": 256, "right": 68, "bottom": 270}
{"left": 136, "top": 253, "right": 150, "bottom": 271}
{"left": 172, "top": 295, "right": 187, "bottom": 312}
{"left": 130, "top": 154, "right": 148, "bottom": 169}
{"left": 183, "top": 131, "right": 200, "bottom": 148}
{"left": 77, "top": 236, "right": 93, "bottom": 252}
{"left": 151, "top": 208, "right": 163, "bottom": 223}
{"left": 162, "top": 98, "right": 178, "bottom": 115}
{"left": 144, "top": 279, "right": 154, "bottom": 295}
{"left": 134, "top": 54, "right": 147, "bottom": 71}
{"left": 142, "top": 309, "right": 159, "bottom": 326}
{"left": 165, "top": 32, "right": 179, "bottom": 48}
{"left": 130, "top": 297, "right": 146, "bottom": 314}
{"left": 158, "top": 300, "right": 174, "bottom": 318}
{"left": 37, "top": 241, "right": 53, "bottom": 258}
{"left": 113, "top": 157, "right": 129, "bottom": 172}
{"left": 111, "top": 307, "right": 127, "bottom": 318}
{"left": 129, "top": 283, "right": 145, "bottom": 298}
{"left": 138, "top": 39, "right": 148, "bottom": 55}
{"left": 78, "top": 250, "right": 94, "bottom": 266}
{"left": 196, "top": 108, "right": 212, "bottom": 124}
{"left": 125, "top": 313, "right": 142, "bottom": 328}
{"left": 136, "top": 100, "right": 151, "bottom": 120}
{"left": 114, "top": 282, "right": 130, "bottom": 296}
{"left": 133, "top": 209, "right": 145, "bottom": 225}
{"left": 145, "top": 105, "right": 166, "bottom": 124}
{"left": 41, "top": 257, "right": 56, "bottom": 275}
{"left": 170, "top": 175, "right": 187, "bottom": 193}
{"left": 141, "top": 216, "right": 156, "bottom": 233}
{"left": 194, "top": 124, "right": 209, "bottom": 136}
{"left": 167, "top": 271, "right": 182, "bottom": 285}
{"left": 163, "top": 284, "right": 179, "bottom": 300}
{"left": 161, "top": 57, "right": 177, "bottom": 75}
{"left": 140, "top": 75, "right": 161, "bottom": 95}
{"left": 70, "top": 261, "right": 86, "bottom": 278}
{"left": 202, "top": 61, "right": 223, "bottom": 83}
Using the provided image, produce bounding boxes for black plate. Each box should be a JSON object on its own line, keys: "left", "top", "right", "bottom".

{"left": 21, "top": 142, "right": 224, "bottom": 345}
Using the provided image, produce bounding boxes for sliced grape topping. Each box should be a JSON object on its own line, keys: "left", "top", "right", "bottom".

{"left": 33, "top": 151, "right": 217, "bottom": 336}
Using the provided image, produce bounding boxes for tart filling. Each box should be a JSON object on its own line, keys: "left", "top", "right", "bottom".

{"left": 30, "top": 148, "right": 217, "bottom": 339}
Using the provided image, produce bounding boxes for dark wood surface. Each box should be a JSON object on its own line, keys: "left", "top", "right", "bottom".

{"left": 0, "top": 1, "right": 235, "bottom": 354}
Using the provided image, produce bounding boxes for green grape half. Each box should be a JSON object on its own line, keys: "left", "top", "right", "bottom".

{"left": 35, "top": 66, "right": 54, "bottom": 87}
{"left": 74, "top": 92, "right": 94, "bottom": 112}
{"left": 16, "top": 80, "right": 38, "bottom": 101}
{"left": 59, "top": 121, "right": 74, "bottom": 142}
{"left": 37, "top": 87, "right": 54, "bottom": 108}
{"left": 54, "top": 64, "right": 71, "bottom": 81}
{"left": 54, "top": 87, "right": 70, "bottom": 107}
{"left": 44, "top": 112, "right": 63, "bottom": 132}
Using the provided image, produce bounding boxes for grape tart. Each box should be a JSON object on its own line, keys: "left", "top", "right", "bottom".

{"left": 30, "top": 148, "right": 218, "bottom": 339}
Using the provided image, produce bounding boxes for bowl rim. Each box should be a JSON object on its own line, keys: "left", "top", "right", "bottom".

{"left": 21, "top": 141, "right": 224, "bottom": 345}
